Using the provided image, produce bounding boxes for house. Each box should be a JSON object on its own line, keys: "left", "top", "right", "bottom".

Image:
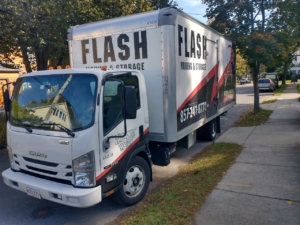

{"left": 0, "top": 66, "right": 22, "bottom": 108}
{"left": 290, "top": 49, "right": 300, "bottom": 75}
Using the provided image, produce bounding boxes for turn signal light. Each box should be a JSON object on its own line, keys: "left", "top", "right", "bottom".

{"left": 105, "top": 189, "right": 115, "bottom": 197}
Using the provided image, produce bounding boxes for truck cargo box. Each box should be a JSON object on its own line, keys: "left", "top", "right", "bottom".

{"left": 68, "top": 7, "right": 236, "bottom": 143}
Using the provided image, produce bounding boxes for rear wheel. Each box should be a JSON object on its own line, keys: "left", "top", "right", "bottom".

{"left": 112, "top": 156, "right": 150, "bottom": 206}
{"left": 204, "top": 118, "right": 217, "bottom": 141}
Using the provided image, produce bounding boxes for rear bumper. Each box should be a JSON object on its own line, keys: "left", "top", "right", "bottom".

{"left": 2, "top": 169, "right": 102, "bottom": 208}
{"left": 259, "top": 87, "right": 273, "bottom": 90}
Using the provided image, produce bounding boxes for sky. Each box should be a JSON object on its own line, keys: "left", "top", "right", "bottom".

{"left": 176, "top": 0, "right": 208, "bottom": 24}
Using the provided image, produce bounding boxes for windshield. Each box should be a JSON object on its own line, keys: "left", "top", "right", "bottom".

{"left": 265, "top": 75, "right": 276, "bottom": 79}
{"left": 259, "top": 79, "right": 270, "bottom": 83}
{"left": 10, "top": 73, "right": 98, "bottom": 132}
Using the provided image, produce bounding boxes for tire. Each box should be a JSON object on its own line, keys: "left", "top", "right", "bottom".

{"left": 112, "top": 156, "right": 150, "bottom": 206}
{"left": 204, "top": 118, "right": 217, "bottom": 141}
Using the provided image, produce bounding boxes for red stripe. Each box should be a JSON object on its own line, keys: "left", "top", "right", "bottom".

{"left": 210, "top": 62, "right": 219, "bottom": 103}
{"left": 218, "top": 47, "right": 234, "bottom": 90}
{"left": 218, "top": 63, "right": 229, "bottom": 89}
{"left": 96, "top": 137, "right": 140, "bottom": 181}
{"left": 218, "top": 62, "right": 230, "bottom": 90}
{"left": 176, "top": 63, "right": 219, "bottom": 113}
{"left": 95, "top": 127, "right": 150, "bottom": 181}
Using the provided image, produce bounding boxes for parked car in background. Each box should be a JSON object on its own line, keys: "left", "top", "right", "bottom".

{"left": 263, "top": 72, "right": 279, "bottom": 89}
{"left": 258, "top": 78, "right": 276, "bottom": 92}
{"left": 240, "top": 78, "right": 251, "bottom": 85}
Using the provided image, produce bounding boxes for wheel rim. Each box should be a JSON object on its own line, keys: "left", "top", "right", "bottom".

{"left": 123, "top": 165, "right": 145, "bottom": 198}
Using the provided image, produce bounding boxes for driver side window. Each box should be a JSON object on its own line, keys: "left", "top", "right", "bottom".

{"left": 103, "top": 81, "right": 123, "bottom": 135}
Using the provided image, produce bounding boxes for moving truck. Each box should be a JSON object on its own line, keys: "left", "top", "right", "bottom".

{"left": 2, "top": 7, "right": 236, "bottom": 207}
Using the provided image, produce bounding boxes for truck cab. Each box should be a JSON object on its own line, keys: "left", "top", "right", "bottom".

{"left": 2, "top": 68, "right": 152, "bottom": 207}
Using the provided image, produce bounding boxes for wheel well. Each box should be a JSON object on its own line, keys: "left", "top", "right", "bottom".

{"left": 136, "top": 151, "right": 153, "bottom": 181}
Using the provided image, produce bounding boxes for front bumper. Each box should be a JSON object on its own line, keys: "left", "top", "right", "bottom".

{"left": 2, "top": 169, "right": 102, "bottom": 208}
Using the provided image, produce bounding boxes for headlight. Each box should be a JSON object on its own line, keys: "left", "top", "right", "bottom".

{"left": 72, "top": 151, "right": 95, "bottom": 187}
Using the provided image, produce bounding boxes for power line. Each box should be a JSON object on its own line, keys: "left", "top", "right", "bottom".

{"left": 186, "top": 13, "right": 205, "bottom": 15}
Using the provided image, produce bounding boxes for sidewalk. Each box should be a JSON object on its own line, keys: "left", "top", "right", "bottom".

{"left": 195, "top": 83, "right": 300, "bottom": 225}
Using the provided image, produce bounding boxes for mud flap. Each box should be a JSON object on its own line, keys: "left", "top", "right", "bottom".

{"left": 149, "top": 144, "right": 170, "bottom": 166}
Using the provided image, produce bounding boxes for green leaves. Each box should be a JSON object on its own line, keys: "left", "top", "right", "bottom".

{"left": 203, "top": 0, "right": 300, "bottom": 111}
{"left": 0, "top": 0, "right": 178, "bottom": 71}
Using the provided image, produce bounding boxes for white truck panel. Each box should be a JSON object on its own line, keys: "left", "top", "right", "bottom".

{"left": 69, "top": 28, "right": 165, "bottom": 134}
{"left": 175, "top": 16, "right": 218, "bottom": 109}
{"left": 173, "top": 14, "right": 235, "bottom": 136}
{"left": 97, "top": 71, "right": 150, "bottom": 177}
{"left": 68, "top": 7, "right": 236, "bottom": 143}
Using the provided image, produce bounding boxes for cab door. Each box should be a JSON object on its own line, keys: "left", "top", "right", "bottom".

{"left": 96, "top": 73, "right": 146, "bottom": 194}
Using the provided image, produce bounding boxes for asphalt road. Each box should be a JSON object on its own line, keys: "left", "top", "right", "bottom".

{"left": 0, "top": 83, "right": 274, "bottom": 225}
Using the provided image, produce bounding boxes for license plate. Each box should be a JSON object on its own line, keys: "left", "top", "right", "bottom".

{"left": 26, "top": 187, "right": 41, "bottom": 199}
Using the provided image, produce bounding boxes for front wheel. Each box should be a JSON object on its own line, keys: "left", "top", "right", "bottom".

{"left": 112, "top": 156, "right": 150, "bottom": 206}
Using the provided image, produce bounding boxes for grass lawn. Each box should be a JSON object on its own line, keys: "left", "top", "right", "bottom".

{"left": 261, "top": 99, "right": 277, "bottom": 104}
{"left": 108, "top": 143, "right": 243, "bottom": 225}
{"left": 234, "top": 108, "right": 273, "bottom": 127}
{"left": 274, "top": 84, "right": 286, "bottom": 96}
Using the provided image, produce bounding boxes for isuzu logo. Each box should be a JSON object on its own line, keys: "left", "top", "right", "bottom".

{"left": 29, "top": 151, "right": 47, "bottom": 158}
{"left": 59, "top": 140, "right": 69, "bottom": 145}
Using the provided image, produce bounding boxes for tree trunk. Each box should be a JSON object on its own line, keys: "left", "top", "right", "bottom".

{"left": 21, "top": 48, "right": 32, "bottom": 73}
{"left": 252, "top": 60, "right": 260, "bottom": 112}
{"left": 35, "top": 45, "right": 48, "bottom": 71}
{"left": 56, "top": 54, "right": 64, "bottom": 68}
{"left": 282, "top": 61, "right": 287, "bottom": 85}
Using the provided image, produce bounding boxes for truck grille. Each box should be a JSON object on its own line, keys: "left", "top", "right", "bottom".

{"left": 26, "top": 166, "right": 58, "bottom": 175}
{"left": 23, "top": 157, "right": 59, "bottom": 167}
{"left": 13, "top": 154, "right": 73, "bottom": 182}
{"left": 19, "top": 169, "right": 72, "bottom": 185}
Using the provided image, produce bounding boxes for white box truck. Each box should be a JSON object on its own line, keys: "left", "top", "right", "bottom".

{"left": 2, "top": 7, "right": 236, "bottom": 207}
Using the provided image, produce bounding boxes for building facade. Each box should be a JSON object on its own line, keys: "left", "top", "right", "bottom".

{"left": 290, "top": 49, "right": 300, "bottom": 75}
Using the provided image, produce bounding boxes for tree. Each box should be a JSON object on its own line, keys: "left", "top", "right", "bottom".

{"left": 0, "top": 0, "right": 180, "bottom": 72}
{"left": 151, "top": 0, "right": 179, "bottom": 9}
{"left": 0, "top": 0, "right": 153, "bottom": 72}
{"left": 236, "top": 52, "right": 249, "bottom": 78}
{"left": 268, "top": 0, "right": 300, "bottom": 84}
{"left": 94, "top": 0, "right": 154, "bottom": 19}
{"left": 203, "top": 0, "right": 279, "bottom": 111}
{"left": 0, "top": 0, "right": 104, "bottom": 72}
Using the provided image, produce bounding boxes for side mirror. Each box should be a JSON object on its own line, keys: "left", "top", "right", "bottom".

{"left": 3, "top": 89, "right": 10, "bottom": 112}
{"left": 124, "top": 86, "right": 137, "bottom": 119}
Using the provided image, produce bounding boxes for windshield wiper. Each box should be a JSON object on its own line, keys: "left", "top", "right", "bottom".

{"left": 10, "top": 116, "right": 32, "bottom": 133}
{"left": 40, "top": 122, "right": 75, "bottom": 137}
